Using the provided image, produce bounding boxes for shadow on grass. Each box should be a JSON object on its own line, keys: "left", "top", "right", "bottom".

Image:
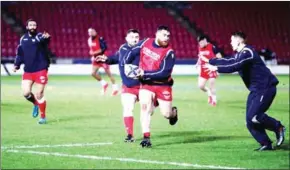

{"left": 48, "top": 114, "right": 105, "bottom": 124}
{"left": 276, "top": 141, "right": 290, "bottom": 151}
{"left": 145, "top": 131, "right": 250, "bottom": 147}
{"left": 147, "top": 131, "right": 290, "bottom": 152}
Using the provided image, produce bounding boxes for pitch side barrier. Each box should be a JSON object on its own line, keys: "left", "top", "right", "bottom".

{"left": 1, "top": 64, "right": 289, "bottom": 76}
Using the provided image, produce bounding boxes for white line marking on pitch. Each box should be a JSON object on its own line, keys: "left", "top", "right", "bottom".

{"left": 1, "top": 142, "right": 113, "bottom": 150}
{"left": 5, "top": 149, "right": 244, "bottom": 169}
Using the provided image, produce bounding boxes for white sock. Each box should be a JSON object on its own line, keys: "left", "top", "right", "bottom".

{"left": 212, "top": 95, "right": 217, "bottom": 102}
{"left": 205, "top": 87, "right": 212, "bottom": 96}
{"left": 100, "top": 80, "right": 107, "bottom": 86}
{"left": 141, "top": 109, "right": 151, "bottom": 134}
{"left": 112, "top": 84, "right": 119, "bottom": 90}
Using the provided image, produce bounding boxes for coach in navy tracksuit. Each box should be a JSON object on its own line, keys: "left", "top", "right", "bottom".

{"left": 14, "top": 19, "right": 50, "bottom": 124}
{"left": 202, "top": 31, "right": 285, "bottom": 151}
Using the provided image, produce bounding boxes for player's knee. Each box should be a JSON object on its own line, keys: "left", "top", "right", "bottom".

{"left": 139, "top": 92, "right": 153, "bottom": 104}
{"left": 160, "top": 106, "right": 172, "bottom": 119}
{"left": 35, "top": 92, "right": 44, "bottom": 100}
{"left": 91, "top": 72, "right": 96, "bottom": 77}
{"left": 252, "top": 114, "right": 266, "bottom": 124}
{"left": 198, "top": 84, "right": 205, "bottom": 90}
{"left": 247, "top": 114, "right": 261, "bottom": 124}
{"left": 123, "top": 105, "right": 134, "bottom": 117}
{"left": 123, "top": 110, "right": 133, "bottom": 117}
{"left": 23, "top": 90, "right": 31, "bottom": 97}
{"left": 141, "top": 103, "right": 154, "bottom": 114}
{"left": 162, "top": 111, "right": 171, "bottom": 119}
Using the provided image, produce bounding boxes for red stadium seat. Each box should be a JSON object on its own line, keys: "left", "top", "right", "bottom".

{"left": 1, "top": 2, "right": 289, "bottom": 63}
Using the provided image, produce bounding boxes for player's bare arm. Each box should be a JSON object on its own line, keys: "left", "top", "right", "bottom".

{"left": 203, "top": 64, "right": 218, "bottom": 73}
{"left": 198, "top": 54, "right": 209, "bottom": 63}
{"left": 95, "top": 55, "right": 108, "bottom": 62}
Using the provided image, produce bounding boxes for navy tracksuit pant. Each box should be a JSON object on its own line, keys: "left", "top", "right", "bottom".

{"left": 246, "top": 86, "right": 281, "bottom": 145}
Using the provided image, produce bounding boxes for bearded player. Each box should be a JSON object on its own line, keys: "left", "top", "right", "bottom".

{"left": 125, "top": 25, "right": 178, "bottom": 148}
{"left": 196, "top": 35, "right": 222, "bottom": 106}
{"left": 88, "top": 28, "right": 118, "bottom": 95}
{"left": 13, "top": 19, "right": 50, "bottom": 124}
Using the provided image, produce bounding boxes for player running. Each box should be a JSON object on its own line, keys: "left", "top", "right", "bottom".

{"left": 125, "top": 25, "right": 178, "bottom": 148}
{"left": 13, "top": 19, "right": 50, "bottom": 124}
{"left": 96, "top": 29, "right": 145, "bottom": 142}
{"left": 202, "top": 31, "right": 286, "bottom": 151}
{"left": 196, "top": 35, "right": 222, "bottom": 106}
{"left": 88, "top": 28, "right": 118, "bottom": 96}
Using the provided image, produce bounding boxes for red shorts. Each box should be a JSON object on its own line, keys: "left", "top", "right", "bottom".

{"left": 91, "top": 57, "right": 109, "bottom": 70}
{"left": 200, "top": 69, "right": 218, "bottom": 80}
{"left": 22, "top": 69, "right": 48, "bottom": 85}
{"left": 122, "top": 85, "right": 140, "bottom": 97}
{"left": 92, "top": 62, "right": 109, "bottom": 70}
{"left": 122, "top": 85, "right": 159, "bottom": 106}
{"left": 141, "top": 85, "right": 172, "bottom": 101}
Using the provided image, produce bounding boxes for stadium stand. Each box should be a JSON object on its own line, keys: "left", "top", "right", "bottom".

{"left": 1, "top": 2, "right": 290, "bottom": 64}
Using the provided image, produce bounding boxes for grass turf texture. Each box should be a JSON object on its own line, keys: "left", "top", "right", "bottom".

{"left": 1, "top": 75, "right": 289, "bottom": 169}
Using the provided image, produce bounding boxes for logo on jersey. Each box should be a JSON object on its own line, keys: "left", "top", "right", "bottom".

{"left": 143, "top": 47, "right": 161, "bottom": 60}
{"left": 89, "top": 42, "right": 96, "bottom": 46}
{"left": 199, "top": 51, "right": 210, "bottom": 56}
{"left": 162, "top": 91, "right": 171, "bottom": 100}
{"left": 40, "top": 76, "right": 46, "bottom": 83}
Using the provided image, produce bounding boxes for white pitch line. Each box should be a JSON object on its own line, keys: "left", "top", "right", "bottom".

{"left": 1, "top": 142, "right": 113, "bottom": 150}
{"left": 5, "top": 149, "right": 244, "bottom": 169}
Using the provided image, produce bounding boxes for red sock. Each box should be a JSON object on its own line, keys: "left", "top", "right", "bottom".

{"left": 38, "top": 100, "right": 46, "bottom": 118}
{"left": 144, "top": 132, "right": 150, "bottom": 138}
{"left": 124, "top": 116, "right": 134, "bottom": 136}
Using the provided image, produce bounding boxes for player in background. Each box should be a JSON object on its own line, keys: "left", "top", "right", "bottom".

{"left": 126, "top": 25, "right": 178, "bottom": 148}
{"left": 202, "top": 31, "right": 285, "bottom": 151}
{"left": 196, "top": 35, "right": 222, "bottom": 106}
{"left": 96, "top": 29, "right": 141, "bottom": 142}
{"left": 13, "top": 19, "right": 50, "bottom": 124}
{"left": 88, "top": 28, "right": 118, "bottom": 96}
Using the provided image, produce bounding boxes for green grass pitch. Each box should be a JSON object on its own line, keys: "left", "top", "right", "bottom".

{"left": 1, "top": 75, "right": 289, "bottom": 169}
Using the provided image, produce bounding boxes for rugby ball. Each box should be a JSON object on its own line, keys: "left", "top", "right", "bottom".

{"left": 124, "top": 64, "right": 139, "bottom": 79}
